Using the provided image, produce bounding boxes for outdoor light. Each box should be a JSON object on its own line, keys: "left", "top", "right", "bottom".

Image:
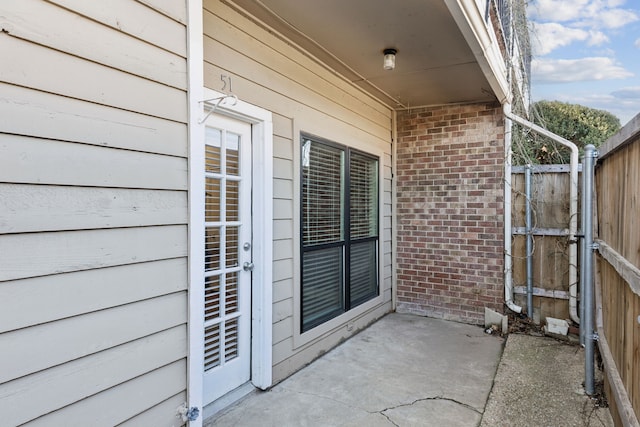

{"left": 383, "top": 48, "right": 397, "bottom": 70}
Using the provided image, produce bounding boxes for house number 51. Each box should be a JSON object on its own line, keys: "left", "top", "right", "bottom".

{"left": 220, "top": 75, "right": 233, "bottom": 93}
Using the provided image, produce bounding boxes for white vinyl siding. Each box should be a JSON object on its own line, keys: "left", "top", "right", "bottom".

{"left": 0, "top": 1, "right": 188, "bottom": 425}
{"left": 203, "top": 0, "right": 393, "bottom": 384}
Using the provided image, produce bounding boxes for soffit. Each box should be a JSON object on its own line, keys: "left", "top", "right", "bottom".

{"left": 229, "top": 0, "right": 497, "bottom": 109}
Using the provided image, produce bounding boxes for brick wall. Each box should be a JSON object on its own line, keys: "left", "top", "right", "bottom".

{"left": 395, "top": 102, "right": 504, "bottom": 324}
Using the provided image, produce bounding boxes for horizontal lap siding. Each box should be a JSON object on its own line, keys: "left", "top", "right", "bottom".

{"left": 271, "top": 115, "right": 296, "bottom": 359}
{"left": 1, "top": 134, "right": 187, "bottom": 190}
{"left": 27, "top": 360, "right": 188, "bottom": 427}
{"left": 202, "top": 0, "right": 393, "bottom": 384}
{"left": 0, "top": 83, "right": 187, "bottom": 157}
{"left": 0, "top": 184, "right": 187, "bottom": 234}
{"left": 0, "top": 0, "right": 188, "bottom": 425}
{"left": 0, "top": 259, "right": 187, "bottom": 333}
{"left": 1, "top": 35, "right": 186, "bottom": 122}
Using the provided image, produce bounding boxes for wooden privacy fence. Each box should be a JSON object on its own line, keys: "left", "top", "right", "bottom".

{"left": 511, "top": 164, "right": 575, "bottom": 323}
{"left": 595, "top": 114, "right": 640, "bottom": 427}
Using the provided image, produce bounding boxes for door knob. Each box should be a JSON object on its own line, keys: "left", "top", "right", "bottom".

{"left": 243, "top": 262, "right": 254, "bottom": 271}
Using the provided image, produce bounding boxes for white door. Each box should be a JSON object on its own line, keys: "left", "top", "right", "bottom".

{"left": 202, "top": 113, "right": 252, "bottom": 405}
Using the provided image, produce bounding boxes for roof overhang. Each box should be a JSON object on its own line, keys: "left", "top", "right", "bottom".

{"left": 226, "top": 0, "right": 510, "bottom": 109}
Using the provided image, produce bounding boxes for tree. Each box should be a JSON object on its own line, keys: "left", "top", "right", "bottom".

{"left": 513, "top": 101, "right": 621, "bottom": 164}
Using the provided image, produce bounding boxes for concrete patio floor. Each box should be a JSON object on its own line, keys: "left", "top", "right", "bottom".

{"left": 204, "top": 313, "right": 613, "bottom": 426}
{"left": 482, "top": 333, "right": 613, "bottom": 427}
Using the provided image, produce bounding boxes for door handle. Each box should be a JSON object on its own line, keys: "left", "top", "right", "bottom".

{"left": 243, "top": 262, "right": 254, "bottom": 271}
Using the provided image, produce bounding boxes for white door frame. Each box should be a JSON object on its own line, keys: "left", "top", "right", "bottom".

{"left": 186, "top": 85, "right": 273, "bottom": 423}
{"left": 186, "top": 1, "right": 206, "bottom": 423}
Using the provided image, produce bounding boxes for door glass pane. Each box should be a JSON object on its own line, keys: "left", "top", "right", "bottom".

{"left": 204, "top": 324, "right": 221, "bottom": 371}
{"left": 302, "top": 247, "right": 344, "bottom": 332}
{"left": 226, "top": 180, "right": 239, "bottom": 221}
{"left": 225, "top": 226, "right": 239, "bottom": 268}
{"left": 205, "top": 275, "right": 221, "bottom": 322}
{"left": 205, "top": 227, "right": 220, "bottom": 271}
{"left": 225, "top": 318, "right": 239, "bottom": 361}
{"left": 205, "top": 128, "right": 222, "bottom": 174}
{"left": 226, "top": 132, "right": 240, "bottom": 176}
{"left": 225, "top": 272, "right": 239, "bottom": 315}
{"left": 205, "top": 178, "right": 221, "bottom": 222}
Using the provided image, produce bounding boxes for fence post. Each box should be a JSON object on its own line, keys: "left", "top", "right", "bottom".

{"left": 582, "top": 144, "right": 598, "bottom": 395}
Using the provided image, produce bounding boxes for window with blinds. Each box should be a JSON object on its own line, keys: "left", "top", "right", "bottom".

{"left": 301, "top": 135, "right": 379, "bottom": 332}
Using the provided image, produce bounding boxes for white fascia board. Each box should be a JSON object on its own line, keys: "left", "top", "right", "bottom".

{"left": 444, "top": 0, "right": 511, "bottom": 104}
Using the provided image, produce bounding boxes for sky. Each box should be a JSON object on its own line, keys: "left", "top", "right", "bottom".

{"left": 527, "top": 0, "right": 640, "bottom": 126}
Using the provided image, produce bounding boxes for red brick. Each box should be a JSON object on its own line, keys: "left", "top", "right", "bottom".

{"left": 396, "top": 102, "right": 504, "bottom": 325}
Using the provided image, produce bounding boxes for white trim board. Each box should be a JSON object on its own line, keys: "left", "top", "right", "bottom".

{"left": 186, "top": 1, "right": 205, "bottom": 426}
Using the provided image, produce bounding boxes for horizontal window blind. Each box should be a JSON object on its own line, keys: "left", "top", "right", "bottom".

{"left": 302, "top": 140, "right": 344, "bottom": 246}
{"left": 302, "top": 247, "right": 344, "bottom": 331}
{"left": 350, "top": 240, "right": 378, "bottom": 306}
{"left": 350, "top": 152, "right": 378, "bottom": 239}
{"left": 301, "top": 135, "right": 379, "bottom": 333}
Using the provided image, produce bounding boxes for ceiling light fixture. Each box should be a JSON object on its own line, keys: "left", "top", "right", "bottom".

{"left": 383, "top": 48, "right": 397, "bottom": 70}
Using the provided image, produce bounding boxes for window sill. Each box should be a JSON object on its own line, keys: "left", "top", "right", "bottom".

{"left": 292, "top": 293, "right": 385, "bottom": 349}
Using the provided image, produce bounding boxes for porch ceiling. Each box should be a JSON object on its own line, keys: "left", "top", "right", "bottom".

{"left": 229, "top": 0, "right": 497, "bottom": 109}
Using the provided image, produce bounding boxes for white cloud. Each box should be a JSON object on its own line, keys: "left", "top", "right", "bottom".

{"left": 528, "top": 1, "right": 640, "bottom": 125}
{"left": 531, "top": 23, "right": 609, "bottom": 55}
{"left": 596, "top": 8, "right": 639, "bottom": 28}
{"left": 529, "top": 0, "right": 590, "bottom": 22}
{"left": 606, "top": 0, "right": 626, "bottom": 8}
{"left": 531, "top": 23, "right": 589, "bottom": 55}
{"left": 528, "top": 2, "right": 634, "bottom": 55}
{"left": 587, "top": 30, "right": 610, "bottom": 46}
{"left": 532, "top": 57, "right": 633, "bottom": 83}
{"left": 528, "top": 0, "right": 639, "bottom": 29}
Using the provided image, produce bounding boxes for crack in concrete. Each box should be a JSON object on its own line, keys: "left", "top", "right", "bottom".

{"left": 374, "top": 395, "right": 482, "bottom": 426}
{"left": 379, "top": 411, "right": 400, "bottom": 427}
{"left": 279, "top": 387, "right": 483, "bottom": 426}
